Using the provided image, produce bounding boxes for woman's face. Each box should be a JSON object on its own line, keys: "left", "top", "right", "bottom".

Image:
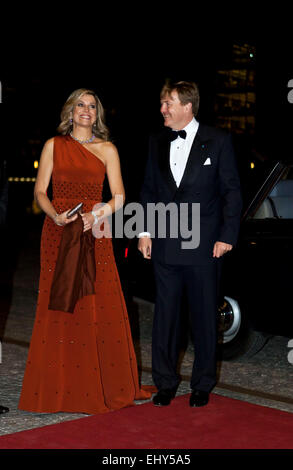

{"left": 72, "top": 94, "right": 97, "bottom": 128}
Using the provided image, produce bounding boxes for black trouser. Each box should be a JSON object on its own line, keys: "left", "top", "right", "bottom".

{"left": 152, "top": 260, "right": 219, "bottom": 393}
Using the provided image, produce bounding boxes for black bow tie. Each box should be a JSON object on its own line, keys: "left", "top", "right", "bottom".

{"left": 169, "top": 129, "right": 187, "bottom": 141}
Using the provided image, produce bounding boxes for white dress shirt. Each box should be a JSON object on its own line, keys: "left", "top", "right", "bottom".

{"left": 170, "top": 117, "right": 199, "bottom": 187}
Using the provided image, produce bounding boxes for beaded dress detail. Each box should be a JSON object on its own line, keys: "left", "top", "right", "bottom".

{"left": 18, "top": 135, "right": 151, "bottom": 414}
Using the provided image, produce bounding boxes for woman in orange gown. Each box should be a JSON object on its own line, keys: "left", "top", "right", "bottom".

{"left": 18, "top": 89, "right": 152, "bottom": 414}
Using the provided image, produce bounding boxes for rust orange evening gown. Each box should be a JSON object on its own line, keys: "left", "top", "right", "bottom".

{"left": 18, "top": 135, "right": 151, "bottom": 414}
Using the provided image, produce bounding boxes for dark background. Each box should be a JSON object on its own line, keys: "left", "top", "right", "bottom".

{"left": 1, "top": 37, "right": 293, "bottom": 222}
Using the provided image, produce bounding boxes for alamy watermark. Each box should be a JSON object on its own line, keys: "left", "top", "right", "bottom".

{"left": 91, "top": 196, "right": 200, "bottom": 250}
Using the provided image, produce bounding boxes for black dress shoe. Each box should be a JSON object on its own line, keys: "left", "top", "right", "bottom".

{"left": 189, "top": 390, "right": 209, "bottom": 407}
{"left": 0, "top": 405, "right": 9, "bottom": 414}
{"left": 153, "top": 389, "right": 176, "bottom": 407}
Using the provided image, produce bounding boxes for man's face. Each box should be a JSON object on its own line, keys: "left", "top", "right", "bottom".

{"left": 160, "top": 90, "right": 191, "bottom": 130}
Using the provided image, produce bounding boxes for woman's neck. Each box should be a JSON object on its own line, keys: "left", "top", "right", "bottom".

{"left": 71, "top": 125, "right": 94, "bottom": 141}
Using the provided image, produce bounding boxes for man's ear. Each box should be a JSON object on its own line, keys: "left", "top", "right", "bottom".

{"left": 184, "top": 102, "right": 192, "bottom": 114}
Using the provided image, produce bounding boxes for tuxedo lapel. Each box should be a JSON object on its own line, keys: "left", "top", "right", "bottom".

{"left": 157, "top": 131, "right": 177, "bottom": 195}
{"left": 178, "top": 124, "right": 211, "bottom": 190}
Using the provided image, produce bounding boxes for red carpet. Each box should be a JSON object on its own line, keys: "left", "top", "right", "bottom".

{"left": 0, "top": 393, "right": 292, "bottom": 449}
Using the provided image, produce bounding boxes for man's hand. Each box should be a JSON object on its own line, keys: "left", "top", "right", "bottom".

{"left": 213, "top": 241, "right": 232, "bottom": 258}
{"left": 138, "top": 237, "right": 152, "bottom": 259}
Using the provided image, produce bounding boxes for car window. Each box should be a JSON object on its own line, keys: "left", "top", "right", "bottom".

{"left": 253, "top": 167, "right": 293, "bottom": 219}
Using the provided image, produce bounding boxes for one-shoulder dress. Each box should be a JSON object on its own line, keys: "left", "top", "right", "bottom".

{"left": 18, "top": 135, "right": 151, "bottom": 414}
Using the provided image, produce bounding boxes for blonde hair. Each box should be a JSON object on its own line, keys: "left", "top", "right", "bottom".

{"left": 57, "top": 88, "right": 110, "bottom": 141}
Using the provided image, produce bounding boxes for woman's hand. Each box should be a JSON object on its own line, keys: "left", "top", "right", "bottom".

{"left": 53, "top": 210, "right": 78, "bottom": 226}
{"left": 81, "top": 212, "right": 95, "bottom": 232}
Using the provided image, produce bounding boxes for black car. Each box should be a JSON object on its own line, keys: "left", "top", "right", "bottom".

{"left": 217, "top": 160, "right": 293, "bottom": 359}
{"left": 117, "top": 160, "right": 293, "bottom": 360}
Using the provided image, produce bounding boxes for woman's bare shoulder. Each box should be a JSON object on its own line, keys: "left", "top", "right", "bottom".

{"left": 40, "top": 137, "right": 56, "bottom": 158}
{"left": 43, "top": 136, "right": 55, "bottom": 148}
{"left": 44, "top": 135, "right": 65, "bottom": 147}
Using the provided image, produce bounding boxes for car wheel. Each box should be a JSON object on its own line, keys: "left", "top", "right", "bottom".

{"left": 218, "top": 296, "right": 270, "bottom": 360}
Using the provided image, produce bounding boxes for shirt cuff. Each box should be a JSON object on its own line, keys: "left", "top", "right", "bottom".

{"left": 138, "top": 232, "right": 151, "bottom": 238}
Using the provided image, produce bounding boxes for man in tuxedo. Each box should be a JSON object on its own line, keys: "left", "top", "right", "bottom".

{"left": 138, "top": 81, "right": 242, "bottom": 407}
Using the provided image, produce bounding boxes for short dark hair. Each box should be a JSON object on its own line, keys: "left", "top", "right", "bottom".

{"left": 160, "top": 80, "right": 200, "bottom": 116}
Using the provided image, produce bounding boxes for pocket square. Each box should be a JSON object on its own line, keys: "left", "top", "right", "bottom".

{"left": 203, "top": 157, "right": 211, "bottom": 166}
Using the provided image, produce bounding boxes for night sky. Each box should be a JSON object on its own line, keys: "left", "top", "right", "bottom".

{"left": 1, "top": 37, "right": 293, "bottom": 209}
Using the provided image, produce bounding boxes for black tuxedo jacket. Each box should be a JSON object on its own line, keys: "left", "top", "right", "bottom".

{"left": 140, "top": 123, "right": 242, "bottom": 265}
